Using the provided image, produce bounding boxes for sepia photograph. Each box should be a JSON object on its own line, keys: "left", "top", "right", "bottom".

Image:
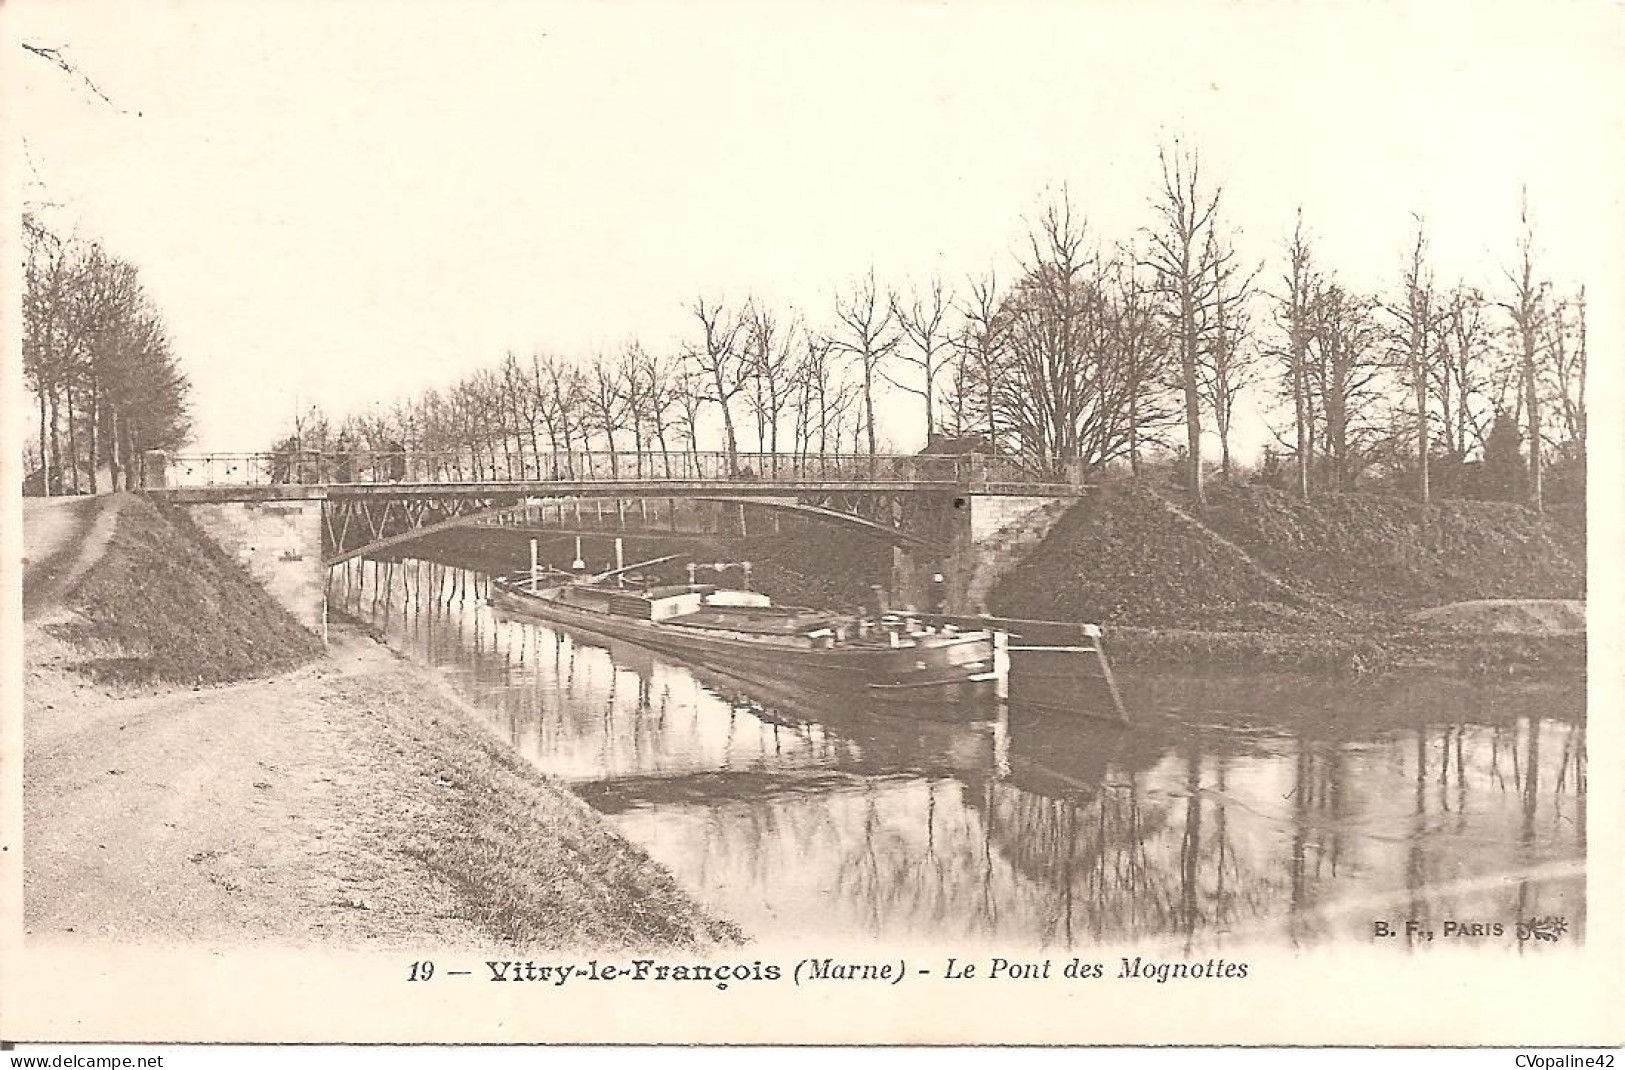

{"left": 1, "top": 0, "right": 1619, "bottom": 1054}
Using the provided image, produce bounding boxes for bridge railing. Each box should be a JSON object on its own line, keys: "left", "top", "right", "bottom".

{"left": 153, "top": 450, "right": 1090, "bottom": 490}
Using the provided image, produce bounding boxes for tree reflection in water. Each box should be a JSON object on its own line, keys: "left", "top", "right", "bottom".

{"left": 339, "top": 560, "right": 1586, "bottom": 950}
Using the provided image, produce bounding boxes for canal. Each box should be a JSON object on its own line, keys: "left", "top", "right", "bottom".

{"left": 333, "top": 558, "right": 1586, "bottom": 952}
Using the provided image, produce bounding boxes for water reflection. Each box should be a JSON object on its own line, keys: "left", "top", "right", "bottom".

{"left": 334, "top": 558, "right": 1586, "bottom": 950}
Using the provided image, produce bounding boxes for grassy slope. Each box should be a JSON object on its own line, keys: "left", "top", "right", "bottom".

{"left": 46, "top": 494, "right": 325, "bottom": 684}
{"left": 325, "top": 664, "right": 741, "bottom": 948}
{"left": 991, "top": 482, "right": 1320, "bottom": 630}
{"left": 993, "top": 481, "right": 1584, "bottom": 630}
{"left": 1198, "top": 485, "right": 1585, "bottom": 610}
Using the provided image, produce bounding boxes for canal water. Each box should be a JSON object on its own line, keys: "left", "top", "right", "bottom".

{"left": 334, "top": 558, "right": 1587, "bottom": 952}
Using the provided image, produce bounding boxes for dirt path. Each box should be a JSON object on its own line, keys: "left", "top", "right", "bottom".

{"left": 22, "top": 495, "right": 122, "bottom": 620}
{"left": 22, "top": 490, "right": 731, "bottom": 949}
{"left": 24, "top": 633, "right": 487, "bottom": 946}
{"left": 24, "top": 623, "right": 736, "bottom": 949}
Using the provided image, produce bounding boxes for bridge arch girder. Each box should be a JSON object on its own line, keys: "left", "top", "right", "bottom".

{"left": 322, "top": 491, "right": 949, "bottom": 566}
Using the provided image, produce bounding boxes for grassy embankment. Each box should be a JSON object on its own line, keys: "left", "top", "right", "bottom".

{"left": 25, "top": 493, "right": 737, "bottom": 948}
{"left": 992, "top": 481, "right": 1585, "bottom": 674}
{"left": 39, "top": 496, "right": 325, "bottom": 684}
{"left": 371, "top": 482, "right": 1584, "bottom": 675}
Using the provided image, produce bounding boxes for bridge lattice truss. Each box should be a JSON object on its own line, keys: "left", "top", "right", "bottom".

{"left": 320, "top": 487, "right": 968, "bottom": 567}
{"left": 154, "top": 450, "right": 1088, "bottom": 567}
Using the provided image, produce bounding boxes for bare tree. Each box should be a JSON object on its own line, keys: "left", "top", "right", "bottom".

{"left": 683, "top": 296, "right": 747, "bottom": 473}
{"left": 534, "top": 354, "right": 586, "bottom": 477}
{"left": 1001, "top": 191, "right": 1100, "bottom": 471}
{"left": 640, "top": 348, "right": 683, "bottom": 475}
{"left": 1501, "top": 190, "right": 1548, "bottom": 514}
{"left": 497, "top": 351, "right": 533, "bottom": 477}
{"left": 1544, "top": 287, "right": 1586, "bottom": 454}
{"left": 888, "top": 276, "right": 954, "bottom": 440}
{"left": 949, "top": 270, "right": 1010, "bottom": 450}
{"left": 1196, "top": 228, "right": 1261, "bottom": 482}
{"left": 1389, "top": 217, "right": 1445, "bottom": 506}
{"left": 983, "top": 196, "right": 1156, "bottom": 476}
{"left": 1145, "top": 142, "right": 1225, "bottom": 505}
{"left": 791, "top": 329, "right": 851, "bottom": 463}
{"left": 1107, "top": 249, "right": 1175, "bottom": 476}
{"left": 23, "top": 219, "right": 191, "bottom": 494}
{"left": 743, "top": 301, "right": 800, "bottom": 467}
{"left": 830, "top": 267, "right": 900, "bottom": 461}
{"left": 584, "top": 353, "right": 625, "bottom": 475}
{"left": 616, "top": 340, "right": 652, "bottom": 477}
{"left": 671, "top": 371, "right": 708, "bottom": 468}
{"left": 1274, "top": 212, "right": 1319, "bottom": 499}
{"left": 1308, "top": 283, "right": 1388, "bottom": 492}
{"left": 1435, "top": 285, "right": 1496, "bottom": 461}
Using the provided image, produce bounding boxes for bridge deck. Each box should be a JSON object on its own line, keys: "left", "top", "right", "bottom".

{"left": 151, "top": 479, "right": 1085, "bottom": 504}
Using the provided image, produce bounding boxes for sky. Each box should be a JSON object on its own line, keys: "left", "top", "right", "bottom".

{"left": 6, "top": 0, "right": 1622, "bottom": 459}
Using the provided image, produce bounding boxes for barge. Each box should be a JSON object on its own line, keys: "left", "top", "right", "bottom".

{"left": 488, "top": 574, "right": 1007, "bottom": 715}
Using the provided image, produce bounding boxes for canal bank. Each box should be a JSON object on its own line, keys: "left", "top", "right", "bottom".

{"left": 335, "top": 555, "right": 1587, "bottom": 949}
{"left": 21, "top": 495, "right": 738, "bottom": 949}
{"left": 376, "top": 490, "right": 1586, "bottom": 678}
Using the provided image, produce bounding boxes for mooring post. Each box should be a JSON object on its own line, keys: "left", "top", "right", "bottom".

{"left": 991, "top": 703, "right": 1011, "bottom": 778}
{"left": 530, "top": 538, "right": 539, "bottom": 591}
{"left": 614, "top": 536, "right": 625, "bottom": 585}
{"left": 993, "top": 628, "right": 1010, "bottom": 701}
{"left": 1084, "top": 623, "right": 1129, "bottom": 723}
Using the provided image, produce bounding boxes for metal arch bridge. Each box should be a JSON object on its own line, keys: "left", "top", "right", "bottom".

{"left": 320, "top": 493, "right": 947, "bottom": 566}
{"left": 146, "top": 449, "right": 1089, "bottom": 566}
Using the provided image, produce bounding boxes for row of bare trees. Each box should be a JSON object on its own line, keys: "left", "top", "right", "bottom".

{"left": 269, "top": 306, "right": 872, "bottom": 484}
{"left": 268, "top": 144, "right": 1587, "bottom": 512}
{"left": 1269, "top": 194, "right": 1587, "bottom": 512}
{"left": 22, "top": 215, "right": 192, "bottom": 495}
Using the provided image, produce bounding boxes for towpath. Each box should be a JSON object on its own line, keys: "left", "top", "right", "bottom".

{"left": 22, "top": 495, "right": 122, "bottom": 620}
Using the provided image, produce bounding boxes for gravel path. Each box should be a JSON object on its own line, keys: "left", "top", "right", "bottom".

{"left": 24, "top": 633, "right": 487, "bottom": 946}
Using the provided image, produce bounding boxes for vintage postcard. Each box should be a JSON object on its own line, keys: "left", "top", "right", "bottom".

{"left": 1, "top": 0, "right": 1619, "bottom": 1053}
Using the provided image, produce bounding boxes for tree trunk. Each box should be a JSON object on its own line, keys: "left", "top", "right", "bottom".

{"left": 559, "top": 416, "right": 576, "bottom": 478}
{"left": 65, "top": 378, "right": 81, "bottom": 493}
{"left": 1415, "top": 371, "right": 1430, "bottom": 507}
{"left": 983, "top": 357, "right": 997, "bottom": 451}
{"left": 124, "top": 417, "right": 140, "bottom": 490}
{"left": 1180, "top": 294, "right": 1204, "bottom": 505}
{"left": 118, "top": 413, "right": 131, "bottom": 490}
{"left": 1292, "top": 344, "right": 1309, "bottom": 499}
{"left": 1128, "top": 395, "right": 1141, "bottom": 477}
{"left": 87, "top": 378, "right": 100, "bottom": 494}
{"left": 655, "top": 427, "right": 672, "bottom": 478}
{"left": 48, "top": 385, "right": 63, "bottom": 497}
{"left": 1523, "top": 353, "right": 1543, "bottom": 513}
{"left": 37, "top": 389, "right": 49, "bottom": 496}
{"left": 720, "top": 402, "right": 739, "bottom": 474}
{"left": 863, "top": 362, "right": 878, "bottom": 462}
{"left": 107, "top": 405, "right": 122, "bottom": 490}
{"left": 923, "top": 362, "right": 935, "bottom": 439}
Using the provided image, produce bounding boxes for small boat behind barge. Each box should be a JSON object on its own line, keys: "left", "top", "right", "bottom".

{"left": 488, "top": 574, "right": 1008, "bottom": 714}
